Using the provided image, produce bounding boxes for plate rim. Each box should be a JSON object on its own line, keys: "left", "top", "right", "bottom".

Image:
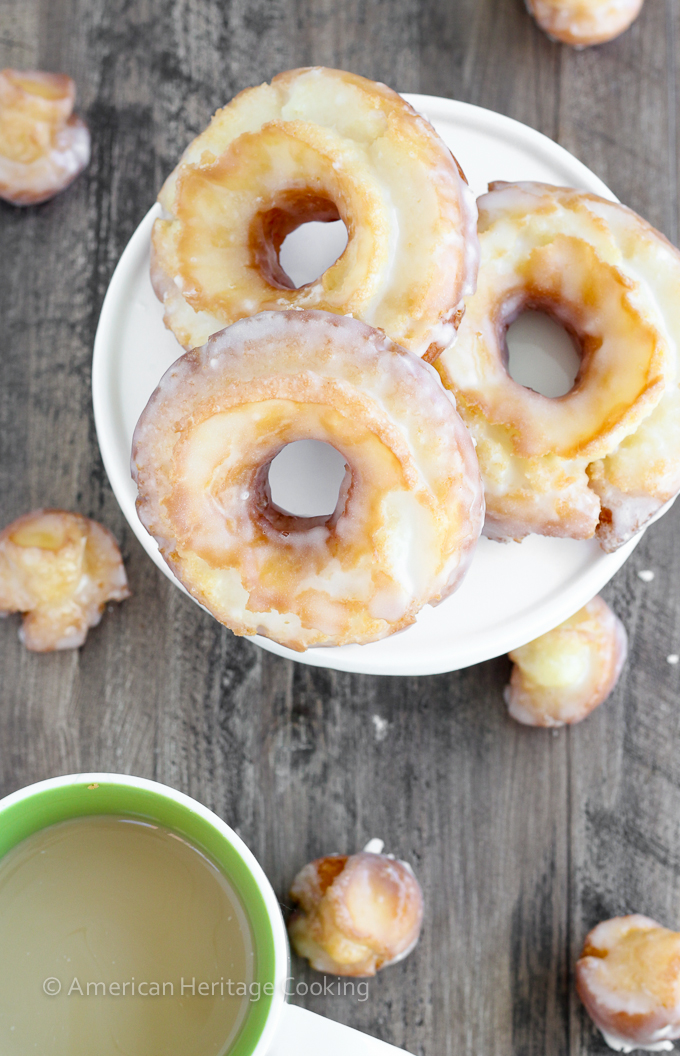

{"left": 93, "top": 94, "right": 646, "bottom": 677}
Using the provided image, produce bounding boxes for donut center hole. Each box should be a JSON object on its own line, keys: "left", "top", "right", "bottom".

{"left": 252, "top": 194, "right": 348, "bottom": 290}
{"left": 506, "top": 310, "right": 581, "bottom": 397}
{"left": 279, "top": 219, "right": 348, "bottom": 288}
{"left": 268, "top": 440, "right": 348, "bottom": 518}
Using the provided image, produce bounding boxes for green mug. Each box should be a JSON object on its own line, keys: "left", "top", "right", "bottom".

{"left": 0, "top": 773, "right": 414, "bottom": 1056}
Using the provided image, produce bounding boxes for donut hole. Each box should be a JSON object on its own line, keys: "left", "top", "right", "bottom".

{"left": 506, "top": 310, "right": 581, "bottom": 398}
{"left": 251, "top": 193, "right": 348, "bottom": 290}
{"left": 267, "top": 440, "right": 349, "bottom": 519}
{"left": 279, "top": 219, "right": 349, "bottom": 289}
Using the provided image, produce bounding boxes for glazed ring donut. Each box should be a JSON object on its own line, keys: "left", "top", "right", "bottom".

{"left": 526, "top": 0, "right": 644, "bottom": 47}
{"left": 0, "top": 69, "right": 90, "bottom": 206}
{"left": 132, "top": 310, "right": 484, "bottom": 651}
{"left": 437, "top": 182, "right": 680, "bottom": 552}
{"left": 151, "top": 67, "right": 478, "bottom": 361}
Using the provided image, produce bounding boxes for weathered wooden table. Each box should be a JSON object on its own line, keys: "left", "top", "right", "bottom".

{"left": 1, "top": 1, "right": 678, "bottom": 1053}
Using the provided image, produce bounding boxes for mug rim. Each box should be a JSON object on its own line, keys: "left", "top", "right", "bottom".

{"left": 0, "top": 772, "right": 289, "bottom": 1056}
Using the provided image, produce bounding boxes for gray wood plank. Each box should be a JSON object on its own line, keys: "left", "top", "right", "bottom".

{"left": 558, "top": 0, "right": 676, "bottom": 234}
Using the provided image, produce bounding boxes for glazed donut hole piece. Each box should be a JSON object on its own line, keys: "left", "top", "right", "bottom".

{"left": 132, "top": 310, "right": 484, "bottom": 652}
{"left": 0, "top": 510, "right": 130, "bottom": 652}
{"left": 505, "top": 596, "right": 627, "bottom": 727}
{"left": 526, "top": 0, "right": 645, "bottom": 47}
{"left": 437, "top": 182, "right": 680, "bottom": 551}
{"left": 576, "top": 915, "right": 680, "bottom": 1052}
{"left": 0, "top": 69, "right": 90, "bottom": 206}
{"left": 151, "top": 66, "right": 478, "bottom": 358}
{"left": 288, "top": 847, "right": 424, "bottom": 977}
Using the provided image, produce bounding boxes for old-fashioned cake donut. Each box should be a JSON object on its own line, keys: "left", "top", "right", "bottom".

{"left": 132, "top": 311, "right": 484, "bottom": 651}
{"left": 437, "top": 182, "right": 680, "bottom": 552}
{"left": 151, "top": 67, "right": 478, "bottom": 360}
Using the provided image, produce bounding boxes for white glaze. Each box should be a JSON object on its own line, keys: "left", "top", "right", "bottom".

{"left": 600, "top": 1029, "right": 674, "bottom": 1052}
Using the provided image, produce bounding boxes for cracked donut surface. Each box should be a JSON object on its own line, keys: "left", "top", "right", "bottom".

{"left": 151, "top": 66, "right": 478, "bottom": 360}
{"left": 0, "top": 510, "right": 129, "bottom": 651}
{"left": 132, "top": 310, "right": 484, "bottom": 651}
{"left": 0, "top": 69, "right": 90, "bottom": 205}
{"left": 526, "top": 0, "right": 644, "bottom": 46}
{"left": 437, "top": 182, "right": 680, "bottom": 551}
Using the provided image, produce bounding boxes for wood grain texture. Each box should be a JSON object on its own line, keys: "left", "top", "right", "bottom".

{"left": 0, "top": 1, "right": 679, "bottom": 1053}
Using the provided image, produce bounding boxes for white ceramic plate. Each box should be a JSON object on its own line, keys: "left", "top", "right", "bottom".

{"left": 93, "top": 95, "right": 650, "bottom": 677}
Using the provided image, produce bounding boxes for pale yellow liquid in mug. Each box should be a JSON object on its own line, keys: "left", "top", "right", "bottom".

{"left": 0, "top": 815, "right": 254, "bottom": 1056}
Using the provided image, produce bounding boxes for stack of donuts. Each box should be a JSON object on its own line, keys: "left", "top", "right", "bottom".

{"left": 131, "top": 66, "right": 680, "bottom": 652}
